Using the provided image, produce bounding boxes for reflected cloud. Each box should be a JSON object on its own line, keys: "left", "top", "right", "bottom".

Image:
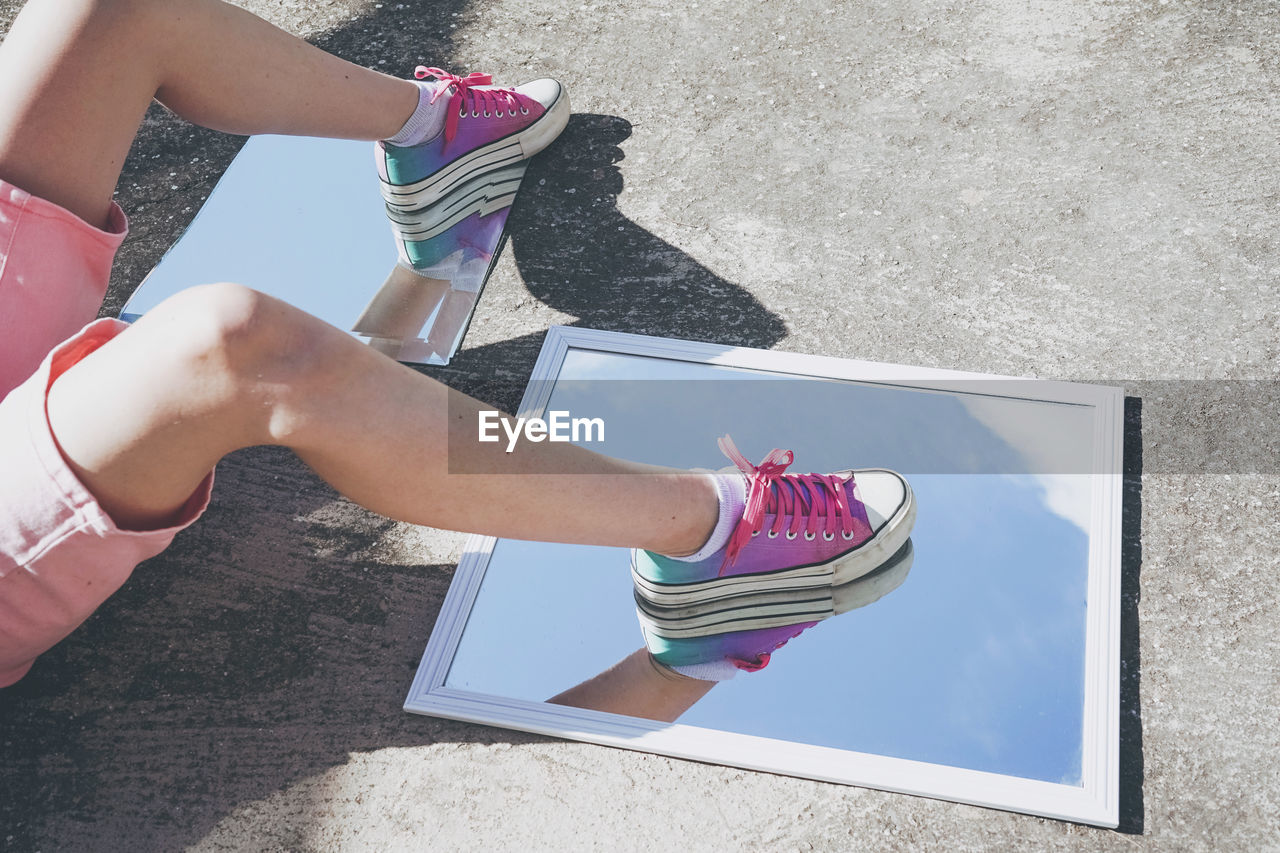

{"left": 958, "top": 392, "right": 1095, "bottom": 474}
{"left": 1028, "top": 473, "right": 1093, "bottom": 535}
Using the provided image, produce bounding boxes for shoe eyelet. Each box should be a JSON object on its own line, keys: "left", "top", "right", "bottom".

{"left": 458, "top": 108, "right": 466, "bottom": 117}
{"left": 520, "top": 107, "right": 530, "bottom": 115}
{"left": 472, "top": 111, "right": 480, "bottom": 118}
{"left": 803, "top": 532, "right": 816, "bottom": 541}
{"left": 483, "top": 110, "right": 491, "bottom": 117}
{"left": 785, "top": 531, "right": 797, "bottom": 540}
{"left": 750, "top": 530, "right": 760, "bottom": 537}
{"left": 766, "top": 530, "right": 779, "bottom": 539}
{"left": 822, "top": 532, "right": 835, "bottom": 541}
{"left": 841, "top": 530, "right": 856, "bottom": 540}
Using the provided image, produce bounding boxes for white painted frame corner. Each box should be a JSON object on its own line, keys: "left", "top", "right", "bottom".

{"left": 405, "top": 326, "right": 1124, "bottom": 828}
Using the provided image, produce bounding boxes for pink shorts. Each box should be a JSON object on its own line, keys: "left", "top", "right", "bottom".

{"left": 0, "top": 180, "right": 214, "bottom": 687}
{"left": 0, "top": 179, "right": 129, "bottom": 393}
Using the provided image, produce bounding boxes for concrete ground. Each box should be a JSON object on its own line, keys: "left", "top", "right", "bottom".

{"left": 2, "top": 0, "right": 1278, "bottom": 849}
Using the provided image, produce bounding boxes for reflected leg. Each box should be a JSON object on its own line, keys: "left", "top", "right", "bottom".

{"left": 352, "top": 267, "right": 452, "bottom": 356}
{"left": 352, "top": 268, "right": 451, "bottom": 341}
{"left": 46, "top": 284, "right": 720, "bottom": 555}
{"left": 548, "top": 649, "right": 716, "bottom": 723}
{"left": 0, "top": 0, "right": 417, "bottom": 229}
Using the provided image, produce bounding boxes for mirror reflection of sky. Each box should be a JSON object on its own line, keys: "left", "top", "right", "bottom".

{"left": 446, "top": 350, "right": 1092, "bottom": 785}
{"left": 121, "top": 137, "right": 392, "bottom": 322}
{"left": 118, "top": 135, "right": 485, "bottom": 362}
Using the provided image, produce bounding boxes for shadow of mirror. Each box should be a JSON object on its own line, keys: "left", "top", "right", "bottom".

{"left": 1117, "top": 395, "right": 1145, "bottom": 834}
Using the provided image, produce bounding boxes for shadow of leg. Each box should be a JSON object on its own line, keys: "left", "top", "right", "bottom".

{"left": 508, "top": 113, "right": 788, "bottom": 349}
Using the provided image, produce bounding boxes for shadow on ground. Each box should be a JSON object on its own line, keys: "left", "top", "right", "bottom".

{"left": 1118, "top": 397, "right": 1145, "bottom": 834}
{"left": 0, "top": 445, "right": 558, "bottom": 851}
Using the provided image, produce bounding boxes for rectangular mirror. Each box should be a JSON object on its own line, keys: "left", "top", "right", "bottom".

{"left": 120, "top": 135, "right": 518, "bottom": 365}
{"left": 405, "top": 326, "right": 1123, "bottom": 827}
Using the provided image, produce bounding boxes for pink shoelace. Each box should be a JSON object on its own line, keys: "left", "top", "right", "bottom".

{"left": 414, "top": 67, "right": 530, "bottom": 143}
{"left": 717, "top": 435, "right": 861, "bottom": 573}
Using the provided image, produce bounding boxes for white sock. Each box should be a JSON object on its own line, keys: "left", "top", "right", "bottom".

{"left": 384, "top": 81, "right": 447, "bottom": 146}
{"left": 668, "top": 472, "right": 746, "bottom": 563}
{"left": 669, "top": 659, "right": 741, "bottom": 681}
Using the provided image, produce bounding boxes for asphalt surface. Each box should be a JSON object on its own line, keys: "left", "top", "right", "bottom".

{"left": 2, "top": 0, "right": 1278, "bottom": 850}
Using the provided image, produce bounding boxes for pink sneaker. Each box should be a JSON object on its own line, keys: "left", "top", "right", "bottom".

{"left": 376, "top": 67, "right": 570, "bottom": 269}
{"left": 631, "top": 436, "right": 916, "bottom": 669}
{"left": 636, "top": 540, "right": 914, "bottom": 671}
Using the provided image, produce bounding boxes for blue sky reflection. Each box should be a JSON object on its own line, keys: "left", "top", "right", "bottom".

{"left": 446, "top": 350, "right": 1091, "bottom": 785}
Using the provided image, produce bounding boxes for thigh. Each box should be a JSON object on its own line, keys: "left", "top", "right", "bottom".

{"left": 0, "top": 0, "right": 162, "bottom": 229}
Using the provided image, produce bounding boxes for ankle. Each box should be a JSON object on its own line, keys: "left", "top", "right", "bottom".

{"left": 659, "top": 470, "right": 748, "bottom": 563}
{"left": 383, "top": 79, "right": 444, "bottom": 146}
{"left": 657, "top": 473, "right": 720, "bottom": 558}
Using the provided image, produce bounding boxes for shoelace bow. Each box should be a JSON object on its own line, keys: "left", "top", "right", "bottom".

{"left": 415, "top": 67, "right": 528, "bottom": 143}
{"left": 717, "top": 434, "right": 859, "bottom": 574}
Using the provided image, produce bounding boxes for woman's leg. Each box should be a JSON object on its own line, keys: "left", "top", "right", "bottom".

{"left": 3, "top": 0, "right": 720, "bottom": 554}
{"left": 46, "top": 284, "right": 719, "bottom": 555}
{"left": 548, "top": 649, "right": 716, "bottom": 723}
{"left": 0, "top": 0, "right": 418, "bottom": 228}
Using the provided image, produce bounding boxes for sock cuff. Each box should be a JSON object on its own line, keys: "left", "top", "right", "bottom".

{"left": 671, "top": 472, "right": 746, "bottom": 564}
{"left": 666, "top": 658, "right": 741, "bottom": 682}
{"left": 384, "top": 80, "right": 444, "bottom": 146}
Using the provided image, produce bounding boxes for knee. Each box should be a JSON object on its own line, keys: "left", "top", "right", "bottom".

{"left": 158, "top": 283, "right": 320, "bottom": 391}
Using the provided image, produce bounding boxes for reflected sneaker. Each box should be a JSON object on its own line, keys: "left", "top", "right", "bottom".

{"left": 633, "top": 436, "right": 916, "bottom": 607}
{"left": 382, "top": 163, "right": 529, "bottom": 271}
{"left": 376, "top": 67, "right": 570, "bottom": 269}
{"left": 636, "top": 539, "right": 915, "bottom": 641}
{"left": 638, "top": 539, "right": 915, "bottom": 671}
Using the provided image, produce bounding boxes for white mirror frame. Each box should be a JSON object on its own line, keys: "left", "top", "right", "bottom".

{"left": 405, "top": 326, "right": 1123, "bottom": 828}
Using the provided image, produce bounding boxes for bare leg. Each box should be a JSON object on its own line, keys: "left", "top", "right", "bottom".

{"left": 548, "top": 649, "right": 716, "bottom": 723}
{"left": 6, "top": 0, "right": 720, "bottom": 553}
{"left": 0, "top": 0, "right": 418, "bottom": 228}
{"left": 46, "top": 284, "right": 719, "bottom": 554}
{"left": 351, "top": 266, "right": 451, "bottom": 351}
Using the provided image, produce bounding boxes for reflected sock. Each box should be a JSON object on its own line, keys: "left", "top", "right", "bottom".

{"left": 668, "top": 658, "right": 740, "bottom": 682}
{"left": 668, "top": 473, "right": 746, "bottom": 563}
{"left": 384, "top": 81, "right": 446, "bottom": 146}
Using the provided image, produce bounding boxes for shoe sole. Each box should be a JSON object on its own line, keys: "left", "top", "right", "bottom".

{"left": 379, "top": 85, "right": 571, "bottom": 214}
{"left": 632, "top": 469, "right": 916, "bottom": 608}
{"left": 635, "top": 539, "right": 914, "bottom": 639}
{"left": 385, "top": 163, "right": 528, "bottom": 243}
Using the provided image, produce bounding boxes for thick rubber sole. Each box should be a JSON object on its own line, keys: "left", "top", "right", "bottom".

{"left": 632, "top": 470, "right": 916, "bottom": 608}
{"left": 379, "top": 86, "right": 571, "bottom": 214}
{"left": 636, "top": 539, "right": 914, "bottom": 640}
{"left": 386, "top": 163, "right": 527, "bottom": 243}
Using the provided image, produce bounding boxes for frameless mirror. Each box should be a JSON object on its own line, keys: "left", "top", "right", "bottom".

{"left": 406, "top": 326, "right": 1124, "bottom": 827}
{"left": 120, "top": 135, "right": 516, "bottom": 365}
